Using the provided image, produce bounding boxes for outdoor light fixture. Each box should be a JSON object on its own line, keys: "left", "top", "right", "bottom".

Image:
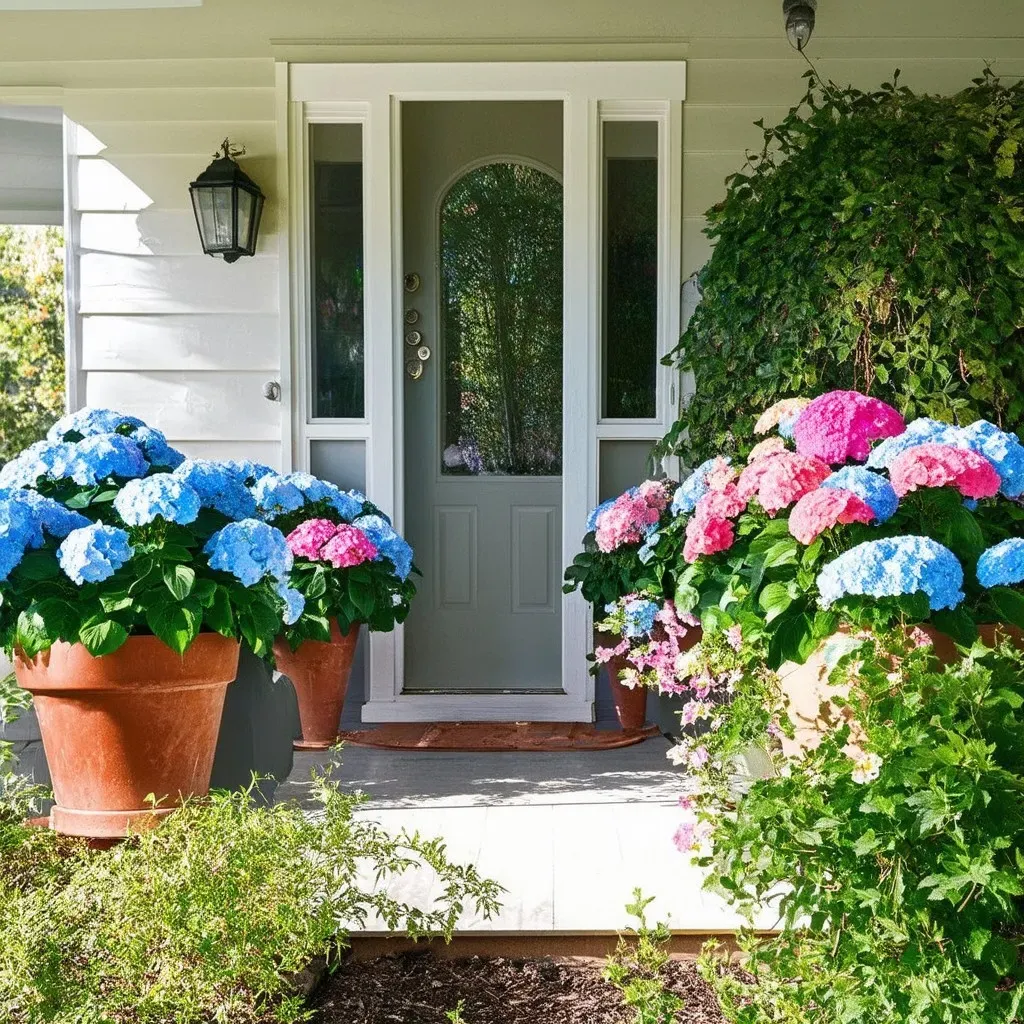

{"left": 783, "top": 0, "right": 816, "bottom": 51}
{"left": 189, "top": 139, "right": 265, "bottom": 263}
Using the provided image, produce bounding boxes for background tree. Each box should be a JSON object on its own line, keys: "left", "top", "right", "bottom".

{"left": 663, "top": 70, "right": 1024, "bottom": 464}
{"left": 0, "top": 226, "right": 65, "bottom": 465}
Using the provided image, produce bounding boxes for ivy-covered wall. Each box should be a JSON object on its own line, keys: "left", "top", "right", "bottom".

{"left": 668, "top": 70, "right": 1024, "bottom": 463}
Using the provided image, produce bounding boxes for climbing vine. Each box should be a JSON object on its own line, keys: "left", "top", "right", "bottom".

{"left": 663, "top": 69, "right": 1024, "bottom": 464}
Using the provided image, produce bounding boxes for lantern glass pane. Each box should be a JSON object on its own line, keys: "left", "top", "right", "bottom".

{"left": 194, "top": 185, "right": 235, "bottom": 252}
{"left": 236, "top": 189, "right": 255, "bottom": 252}
{"left": 310, "top": 123, "right": 365, "bottom": 419}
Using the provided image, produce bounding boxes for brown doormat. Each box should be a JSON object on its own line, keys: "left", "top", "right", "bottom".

{"left": 337, "top": 721, "right": 661, "bottom": 752}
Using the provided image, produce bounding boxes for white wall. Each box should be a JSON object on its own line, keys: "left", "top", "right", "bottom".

{"left": 0, "top": 106, "right": 63, "bottom": 224}
{"left": 0, "top": 1, "right": 1019, "bottom": 466}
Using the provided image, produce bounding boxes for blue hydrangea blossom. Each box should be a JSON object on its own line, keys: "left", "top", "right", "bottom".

{"left": 0, "top": 497, "right": 38, "bottom": 581}
{"left": 133, "top": 426, "right": 185, "bottom": 470}
{"left": 57, "top": 523, "right": 135, "bottom": 585}
{"left": 586, "top": 498, "right": 616, "bottom": 534}
{"left": 48, "top": 407, "right": 144, "bottom": 442}
{"left": 275, "top": 581, "right": 306, "bottom": 625}
{"left": 65, "top": 433, "right": 149, "bottom": 485}
{"left": 204, "top": 519, "right": 292, "bottom": 586}
{"left": 353, "top": 514, "right": 414, "bottom": 580}
{"left": 866, "top": 418, "right": 966, "bottom": 469}
{"left": 0, "top": 489, "right": 90, "bottom": 547}
{"left": 217, "top": 460, "right": 276, "bottom": 486}
{"left": 623, "top": 598, "right": 659, "bottom": 638}
{"left": 174, "top": 460, "right": 258, "bottom": 520}
{"left": 819, "top": 466, "right": 899, "bottom": 523}
{"left": 113, "top": 476, "right": 202, "bottom": 526}
{"left": 282, "top": 472, "right": 367, "bottom": 521}
{"left": 252, "top": 474, "right": 307, "bottom": 518}
{"left": 0, "top": 440, "right": 76, "bottom": 488}
{"left": 672, "top": 460, "right": 727, "bottom": 516}
{"left": 976, "top": 538, "right": 1024, "bottom": 588}
{"left": 960, "top": 420, "right": 1024, "bottom": 499}
{"left": 816, "top": 536, "right": 964, "bottom": 612}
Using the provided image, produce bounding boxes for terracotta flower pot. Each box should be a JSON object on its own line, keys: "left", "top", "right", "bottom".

{"left": 274, "top": 621, "right": 360, "bottom": 751}
{"left": 13, "top": 633, "right": 240, "bottom": 839}
{"left": 594, "top": 623, "right": 703, "bottom": 732}
{"left": 777, "top": 623, "right": 1024, "bottom": 759}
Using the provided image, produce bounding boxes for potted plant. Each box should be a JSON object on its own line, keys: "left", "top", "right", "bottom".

{"left": 564, "top": 479, "right": 703, "bottom": 730}
{"left": 631, "top": 389, "right": 1024, "bottom": 801}
{"left": 250, "top": 472, "right": 417, "bottom": 749}
{"left": 0, "top": 408, "right": 301, "bottom": 838}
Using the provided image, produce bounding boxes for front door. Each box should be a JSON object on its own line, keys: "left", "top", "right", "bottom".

{"left": 401, "top": 101, "right": 565, "bottom": 692}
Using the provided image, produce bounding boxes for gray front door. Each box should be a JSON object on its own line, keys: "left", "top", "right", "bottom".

{"left": 401, "top": 100, "right": 565, "bottom": 692}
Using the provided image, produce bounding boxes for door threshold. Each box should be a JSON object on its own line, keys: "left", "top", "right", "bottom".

{"left": 362, "top": 693, "right": 595, "bottom": 724}
{"left": 403, "top": 688, "right": 566, "bottom": 696}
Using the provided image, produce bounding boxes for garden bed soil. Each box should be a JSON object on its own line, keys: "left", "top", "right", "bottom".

{"left": 312, "top": 950, "right": 726, "bottom": 1024}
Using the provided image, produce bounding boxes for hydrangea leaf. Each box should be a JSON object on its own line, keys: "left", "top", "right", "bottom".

{"left": 79, "top": 618, "right": 129, "bottom": 657}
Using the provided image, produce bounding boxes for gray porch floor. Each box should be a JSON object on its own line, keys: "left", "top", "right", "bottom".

{"left": 276, "top": 737, "right": 767, "bottom": 935}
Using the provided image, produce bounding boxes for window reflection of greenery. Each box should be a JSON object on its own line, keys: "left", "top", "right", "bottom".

{"left": 314, "top": 163, "right": 364, "bottom": 419}
{"left": 604, "top": 158, "right": 658, "bottom": 420}
{"left": 440, "top": 163, "right": 563, "bottom": 476}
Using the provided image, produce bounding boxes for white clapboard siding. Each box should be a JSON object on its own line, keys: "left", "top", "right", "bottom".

{"left": 81, "top": 314, "right": 279, "bottom": 371}
{"left": 77, "top": 154, "right": 277, "bottom": 211}
{"left": 0, "top": 58, "right": 271, "bottom": 91}
{"left": 85, "top": 371, "right": 279, "bottom": 441}
{"left": 63, "top": 88, "right": 276, "bottom": 125}
{"left": 79, "top": 254, "right": 278, "bottom": 315}
{"left": 76, "top": 120, "right": 277, "bottom": 157}
{"left": 79, "top": 210, "right": 276, "bottom": 257}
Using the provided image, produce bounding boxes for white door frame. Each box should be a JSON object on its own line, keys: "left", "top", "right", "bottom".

{"left": 282, "top": 61, "right": 685, "bottom": 722}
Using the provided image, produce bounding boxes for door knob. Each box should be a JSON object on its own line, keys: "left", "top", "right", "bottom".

{"left": 262, "top": 381, "right": 281, "bottom": 402}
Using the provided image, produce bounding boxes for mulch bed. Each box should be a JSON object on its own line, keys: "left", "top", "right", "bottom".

{"left": 311, "top": 950, "right": 727, "bottom": 1024}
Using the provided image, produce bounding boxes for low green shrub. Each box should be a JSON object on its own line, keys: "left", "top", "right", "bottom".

{"left": 695, "top": 634, "right": 1024, "bottom": 1024}
{"left": 605, "top": 889, "right": 685, "bottom": 1024}
{"left": 0, "top": 774, "right": 502, "bottom": 1024}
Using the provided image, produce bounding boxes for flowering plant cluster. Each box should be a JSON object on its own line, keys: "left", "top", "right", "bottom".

{"left": 0, "top": 407, "right": 416, "bottom": 661}
{"left": 277, "top": 509, "right": 417, "bottom": 649}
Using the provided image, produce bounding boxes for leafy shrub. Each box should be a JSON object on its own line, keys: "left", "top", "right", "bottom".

{"left": 605, "top": 889, "right": 685, "bottom": 1024}
{"left": 0, "top": 776, "right": 502, "bottom": 1024}
{"left": 664, "top": 70, "right": 1024, "bottom": 464}
{"left": 0, "top": 227, "right": 65, "bottom": 465}
{"left": 697, "top": 634, "right": 1024, "bottom": 1024}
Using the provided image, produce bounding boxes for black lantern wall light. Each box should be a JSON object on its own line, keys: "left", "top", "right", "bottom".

{"left": 189, "top": 139, "right": 265, "bottom": 263}
{"left": 783, "top": 0, "right": 816, "bottom": 51}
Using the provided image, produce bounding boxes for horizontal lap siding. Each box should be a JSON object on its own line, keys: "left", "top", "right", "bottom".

{"left": 65, "top": 72, "right": 280, "bottom": 467}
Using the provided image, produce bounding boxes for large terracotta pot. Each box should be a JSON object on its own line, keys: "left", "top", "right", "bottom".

{"left": 777, "top": 623, "right": 1024, "bottom": 759}
{"left": 594, "top": 623, "right": 703, "bottom": 732}
{"left": 274, "top": 621, "right": 361, "bottom": 750}
{"left": 13, "top": 633, "right": 240, "bottom": 838}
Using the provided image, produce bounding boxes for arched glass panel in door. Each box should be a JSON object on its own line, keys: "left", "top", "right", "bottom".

{"left": 439, "top": 162, "right": 563, "bottom": 476}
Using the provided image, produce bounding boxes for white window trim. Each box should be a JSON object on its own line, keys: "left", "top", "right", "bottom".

{"left": 280, "top": 61, "right": 685, "bottom": 722}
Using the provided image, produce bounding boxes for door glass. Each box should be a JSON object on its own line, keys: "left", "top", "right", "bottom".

{"left": 439, "top": 162, "right": 563, "bottom": 476}
{"left": 311, "top": 123, "right": 364, "bottom": 419}
{"left": 601, "top": 121, "right": 659, "bottom": 419}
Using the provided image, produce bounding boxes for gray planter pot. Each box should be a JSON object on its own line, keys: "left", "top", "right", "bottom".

{"left": 1, "top": 643, "right": 301, "bottom": 807}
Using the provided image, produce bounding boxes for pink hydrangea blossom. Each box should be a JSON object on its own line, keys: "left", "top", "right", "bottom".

{"left": 754, "top": 397, "right": 811, "bottom": 435}
{"left": 683, "top": 513, "right": 735, "bottom": 563}
{"left": 286, "top": 518, "right": 339, "bottom": 560}
{"left": 320, "top": 524, "right": 378, "bottom": 568}
{"left": 748, "top": 436, "right": 789, "bottom": 462}
{"left": 725, "top": 624, "right": 744, "bottom": 651}
{"left": 888, "top": 442, "right": 1001, "bottom": 499}
{"left": 737, "top": 451, "right": 831, "bottom": 516}
{"left": 692, "top": 482, "right": 747, "bottom": 521}
{"left": 792, "top": 390, "right": 905, "bottom": 464}
{"left": 704, "top": 458, "right": 738, "bottom": 491}
{"left": 788, "top": 487, "right": 875, "bottom": 545}
{"left": 595, "top": 485, "right": 665, "bottom": 553}
{"left": 594, "top": 639, "right": 630, "bottom": 664}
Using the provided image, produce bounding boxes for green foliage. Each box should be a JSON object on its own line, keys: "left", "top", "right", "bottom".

{"left": 0, "top": 511, "right": 287, "bottom": 660}
{"left": 698, "top": 635, "right": 1024, "bottom": 1024}
{"left": 445, "top": 1002, "right": 469, "bottom": 1024}
{"left": 604, "top": 889, "right": 685, "bottom": 1024}
{"left": 563, "top": 538, "right": 649, "bottom": 611}
{"left": 0, "top": 227, "right": 65, "bottom": 465}
{"left": 0, "top": 774, "right": 503, "bottom": 1024}
{"left": 0, "top": 673, "right": 46, "bottom": 828}
{"left": 664, "top": 70, "right": 1024, "bottom": 463}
